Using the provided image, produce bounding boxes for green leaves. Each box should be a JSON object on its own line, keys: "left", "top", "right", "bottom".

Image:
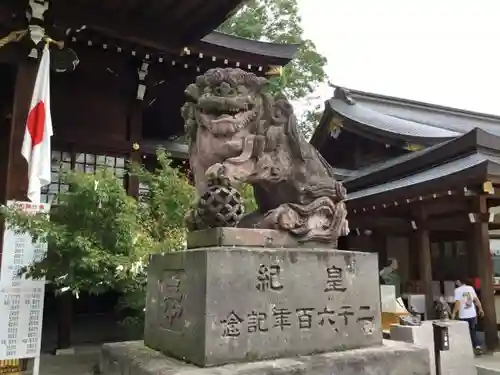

{"left": 218, "top": 0, "right": 328, "bottom": 138}
{"left": 239, "top": 183, "right": 258, "bottom": 213}
{"left": 131, "top": 150, "right": 195, "bottom": 253}
{"left": 0, "top": 151, "right": 194, "bottom": 302}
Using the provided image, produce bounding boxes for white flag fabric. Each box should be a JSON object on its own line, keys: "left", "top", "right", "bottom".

{"left": 21, "top": 45, "right": 53, "bottom": 203}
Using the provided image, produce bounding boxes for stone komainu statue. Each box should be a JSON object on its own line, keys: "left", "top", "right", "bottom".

{"left": 181, "top": 68, "right": 349, "bottom": 245}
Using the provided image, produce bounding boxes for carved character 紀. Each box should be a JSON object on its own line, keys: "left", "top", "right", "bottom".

{"left": 255, "top": 264, "right": 284, "bottom": 292}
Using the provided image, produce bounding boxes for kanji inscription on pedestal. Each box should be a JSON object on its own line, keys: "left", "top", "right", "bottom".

{"left": 145, "top": 247, "right": 383, "bottom": 367}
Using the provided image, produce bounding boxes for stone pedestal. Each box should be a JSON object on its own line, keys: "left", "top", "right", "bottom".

{"left": 390, "top": 320, "right": 476, "bottom": 375}
{"left": 144, "top": 237, "right": 383, "bottom": 367}
{"left": 100, "top": 340, "right": 431, "bottom": 375}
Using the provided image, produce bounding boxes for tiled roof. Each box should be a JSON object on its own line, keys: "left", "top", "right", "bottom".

{"left": 347, "top": 152, "right": 495, "bottom": 202}
{"left": 327, "top": 95, "right": 460, "bottom": 144}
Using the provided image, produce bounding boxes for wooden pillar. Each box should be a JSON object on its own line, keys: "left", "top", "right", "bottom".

{"left": 0, "top": 60, "right": 38, "bottom": 262}
{"left": 337, "top": 233, "right": 349, "bottom": 250}
{"left": 415, "top": 209, "right": 434, "bottom": 319}
{"left": 471, "top": 196, "right": 498, "bottom": 351}
{"left": 372, "top": 233, "right": 387, "bottom": 270}
{"left": 127, "top": 100, "right": 142, "bottom": 197}
{"left": 466, "top": 230, "right": 479, "bottom": 279}
{"left": 56, "top": 292, "right": 73, "bottom": 350}
{"left": 5, "top": 60, "right": 38, "bottom": 202}
{"left": 408, "top": 232, "right": 421, "bottom": 280}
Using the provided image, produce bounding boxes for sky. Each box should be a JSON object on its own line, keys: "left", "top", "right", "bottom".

{"left": 297, "top": 0, "right": 500, "bottom": 115}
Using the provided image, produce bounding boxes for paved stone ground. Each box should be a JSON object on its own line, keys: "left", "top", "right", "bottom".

{"left": 24, "top": 326, "right": 500, "bottom": 375}
{"left": 34, "top": 349, "right": 498, "bottom": 375}
{"left": 25, "top": 343, "right": 500, "bottom": 375}
{"left": 26, "top": 346, "right": 100, "bottom": 375}
{"left": 34, "top": 312, "right": 140, "bottom": 374}
{"left": 39, "top": 354, "right": 97, "bottom": 375}
{"left": 476, "top": 353, "right": 500, "bottom": 375}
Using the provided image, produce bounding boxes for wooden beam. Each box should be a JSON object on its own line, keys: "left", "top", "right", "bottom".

{"left": 349, "top": 190, "right": 472, "bottom": 215}
{"left": 49, "top": 1, "right": 183, "bottom": 53}
{"left": 53, "top": 138, "right": 132, "bottom": 155}
{"left": 471, "top": 196, "right": 498, "bottom": 351}
{"left": 351, "top": 211, "right": 494, "bottom": 233}
{"left": 429, "top": 231, "right": 466, "bottom": 242}
{"left": 420, "top": 215, "right": 467, "bottom": 232}
{"left": 420, "top": 199, "right": 468, "bottom": 216}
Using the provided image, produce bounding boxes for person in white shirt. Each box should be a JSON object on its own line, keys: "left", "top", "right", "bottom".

{"left": 452, "top": 279, "right": 484, "bottom": 352}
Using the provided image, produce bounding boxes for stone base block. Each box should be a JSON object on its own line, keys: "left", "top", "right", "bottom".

{"left": 390, "top": 320, "right": 476, "bottom": 375}
{"left": 100, "top": 340, "right": 431, "bottom": 375}
{"left": 186, "top": 228, "right": 332, "bottom": 249}
{"left": 144, "top": 246, "right": 382, "bottom": 367}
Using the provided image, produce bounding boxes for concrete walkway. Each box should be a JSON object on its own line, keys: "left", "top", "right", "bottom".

{"left": 29, "top": 343, "right": 500, "bottom": 375}
{"left": 38, "top": 352, "right": 500, "bottom": 375}
{"left": 26, "top": 346, "right": 100, "bottom": 375}
{"left": 477, "top": 353, "right": 500, "bottom": 375}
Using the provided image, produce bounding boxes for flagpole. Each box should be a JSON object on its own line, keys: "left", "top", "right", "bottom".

{"left": 34, "top": 41, "right": 50, "bottom": 375}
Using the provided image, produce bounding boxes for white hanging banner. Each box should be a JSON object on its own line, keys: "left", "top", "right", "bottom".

{"left": 1, "top": 202, "right": 49, "bottom": 283}
{"left": 0, "top": 281, "right": 45, "bottom": 360}
{"left": 0, "top": 201, "right": 49, "bottom": 363}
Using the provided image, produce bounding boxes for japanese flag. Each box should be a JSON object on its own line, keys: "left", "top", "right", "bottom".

{"left": 21, "top": 45, "right": 53, "bottom": 203}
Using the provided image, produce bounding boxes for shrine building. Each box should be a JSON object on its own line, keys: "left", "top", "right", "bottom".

{"left": 311, "top": 86, "right": 500, "bottom": 351}
{"left": 0, "top": 0, "right": 298, "bottom": 349}
{"left": 0, "top": 0, "right": 298, "bottom": 205}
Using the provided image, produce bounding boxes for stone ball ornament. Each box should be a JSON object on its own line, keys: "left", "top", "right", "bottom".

{"left": 187, "top": 184, "right": 245, "bottom": 230}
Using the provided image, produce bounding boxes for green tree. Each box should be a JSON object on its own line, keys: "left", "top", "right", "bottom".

{"left": 118, "top": 153, "right": 195, "bottom": 329}
{"left": 1, "top": 169, "right": 144, "bottom": 295}
{"left": 0, "top": 151, "right": 194, "bottom": 332}
{"left": 219, "top": 0, "right": 328, "bottom": 138}
{"left": 132, "top": 152, "right": 194, "bottom": 252}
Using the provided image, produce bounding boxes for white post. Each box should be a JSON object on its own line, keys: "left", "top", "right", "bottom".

{"left": 33, "top": 356, "right": 41, "bottom": 375}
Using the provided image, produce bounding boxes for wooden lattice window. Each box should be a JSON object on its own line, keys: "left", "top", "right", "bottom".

{"left": 139, "top": 182, "right": 149, "bottom": 197}
{"left": 74, "top": 153, "right": 126, "bottom": 179}
{"left": 40, "top": 151, "right": 127, "bottom": 203}
{"left": 40, "top": 151, "right": 71, "bottom": 204}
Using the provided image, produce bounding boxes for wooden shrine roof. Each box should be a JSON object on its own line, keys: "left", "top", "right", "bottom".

{"left": 1, "top": 1, "right": 298, "bottom": 67}
{"left": 196, "top": 32, "right": 299, "bottom": 67}
{"left": 310, "top": 88, "right": 460, "bottom": 151}
{"left": 348, "top": 152, "right": 499, "bottom": 205}
{"left": 47, "top": 0, "right": 246, "bottom": 48}
{"left": 343, "top": 128, "right": 500, "bottom": 209}
{"left": 336, "top": 86, "right": 500, "bottom": 134}
{"left": 311, "top": 87, "right": 500, "bottom": 153}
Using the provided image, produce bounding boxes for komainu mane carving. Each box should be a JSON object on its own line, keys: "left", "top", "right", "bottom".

{"left": 182, "top": 68, "right": 349, "bottom": 244}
